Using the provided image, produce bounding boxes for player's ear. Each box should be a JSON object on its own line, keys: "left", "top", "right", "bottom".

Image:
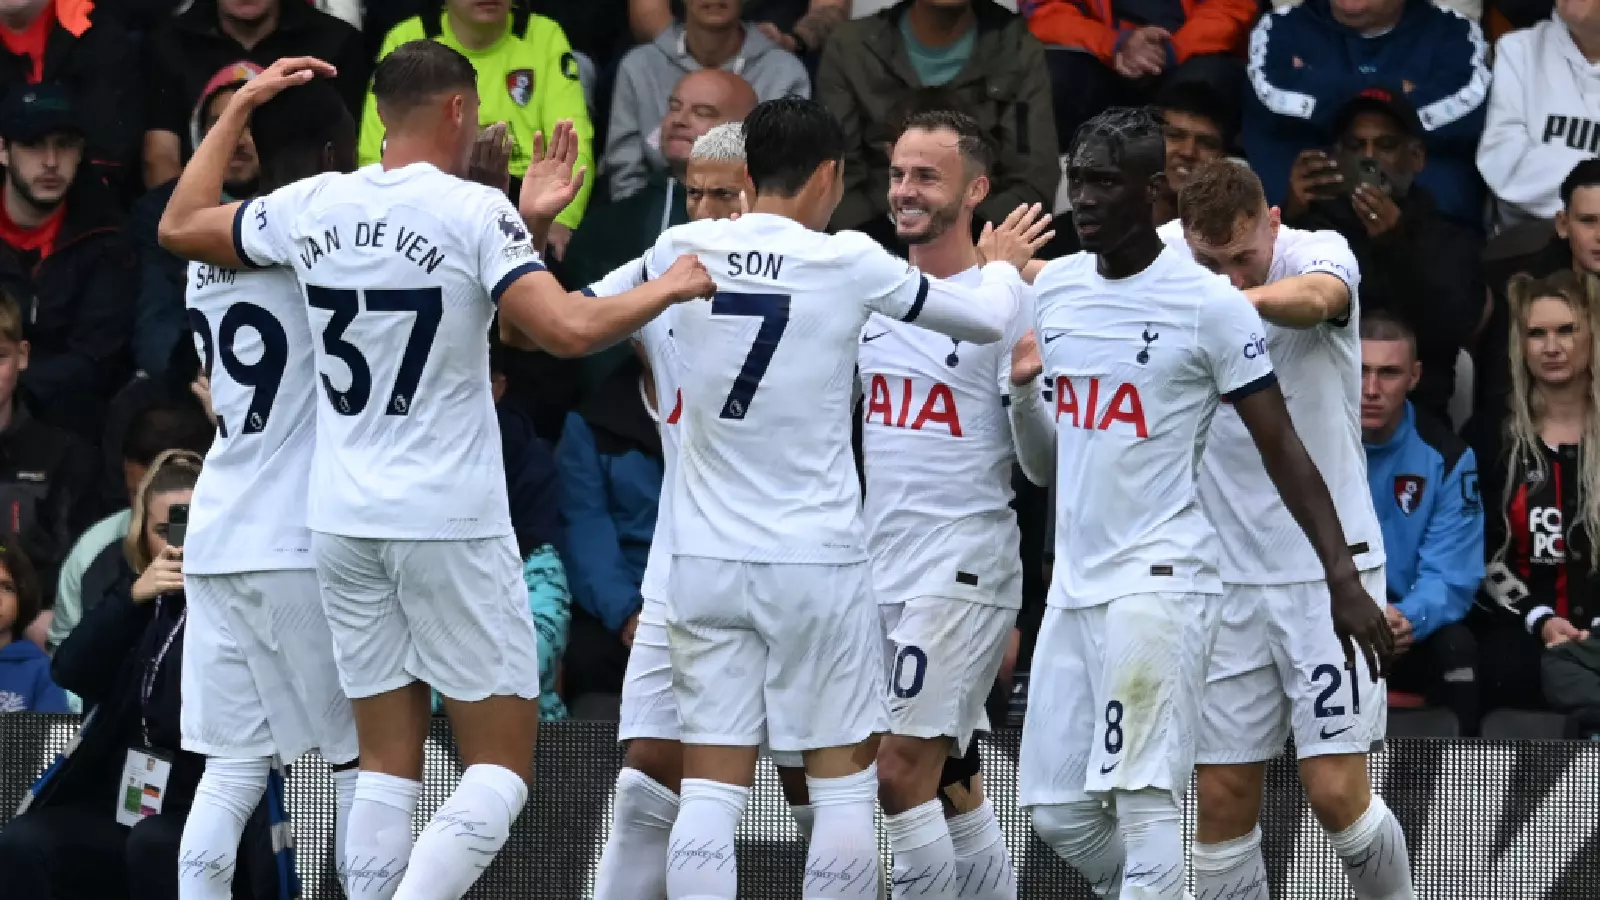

{"left": 967, "top": 173, "right": 991, "bottom": 208}
{"left": 1557, "top": 209, "right": 1572, "bottom": 240}
{"left": 1147, "top": 170, "right": 1169, "bottom": 206}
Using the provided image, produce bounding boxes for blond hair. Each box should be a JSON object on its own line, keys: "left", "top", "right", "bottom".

{"left": 124, "top": 449, "right": 203, "bottom": 573}
{"left": 0, "top": 287, "right": 23, "bottom": 345}
{"left": 1498, "top": 270, "right": 1600, "bottom": 571}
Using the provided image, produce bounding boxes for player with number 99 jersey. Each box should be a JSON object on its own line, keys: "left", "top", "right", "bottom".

{"left": 180, "top": 259, "right": 357, "bottom": 768}
{"left": 233, "top": 163, "right": 543, "bottom": 704}
{"left": 643, "top": 211, "right": 1020, "bottom": 756}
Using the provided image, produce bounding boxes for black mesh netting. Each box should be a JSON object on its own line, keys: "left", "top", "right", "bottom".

{"left": 4, "top": 715, "right": 1598, "bottom": 898}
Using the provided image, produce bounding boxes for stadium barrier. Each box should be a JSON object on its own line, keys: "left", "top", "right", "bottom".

{"left": 3, "top": 715, "right": 1598, "bottom": 898}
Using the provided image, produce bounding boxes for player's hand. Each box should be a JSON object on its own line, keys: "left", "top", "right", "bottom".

{"left": 1329, "top": 574, "right": 1393, "bottom": 681}
{"left": 132, "top": 546, "right": 185, "bottom": 603}
{"left": 229, "top": 56, "right": 337, "bottom": 112}
{"left": 621, "top": 612, "right": 639, "bottom": 648}
{"left": 731, "top": 190, "right": 750, "bottom": 221}
{"left": 658, "top": 254, "right": 715, "bottom": 303}
{"left": 1011, "top": 330, "right": 1044, "bottom": 386}
{"left": 468, "top": 122, "right": 513, "bottom": 195}
{"left": 1352, "top": 184, "right": 1401, "bottom": 238}
{"left": 1385, "top": 605, "right": 1414, "bottom": 657}
{"left": 1541, "top": 616, "right": 1591, "bottom": 648}
{"left": 978, "top": 203, "right": 1054, "bottom": 271}
{"left": 1285, "top": 150, "right": 1341, "bottom": 219}
{"left": 517, "top": 120, "right": 587, "bottom": 223}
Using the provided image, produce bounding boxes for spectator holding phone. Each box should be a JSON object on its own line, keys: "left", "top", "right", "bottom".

{"left": 0, "top": 534, "right": 69, "bottom": 713}
{"left": 1285, "top": 88, "right": 1484, "bottom": 422}
{"left": 1465, "top": 270, "right": 1600, "bottom": 714}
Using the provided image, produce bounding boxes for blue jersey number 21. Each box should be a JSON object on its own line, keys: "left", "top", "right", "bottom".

{"left": 306, "top": 286, "right": 442, "bottom": 417}
{"left": 711, "top": 291, "right": 789, "bottom": 420}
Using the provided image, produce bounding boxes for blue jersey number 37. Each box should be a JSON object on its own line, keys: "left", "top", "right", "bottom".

{"left": 306, "top": 286, "right": 442, "bottom": 417}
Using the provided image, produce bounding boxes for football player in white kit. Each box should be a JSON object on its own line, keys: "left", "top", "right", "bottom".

{"left": 1009, "top": 109, "right": 1392, "bottom": 899}
{"left": 579, "top": 123, "right": 816, "bottom": 900}
{"left": 172, "top": 75, "right": 361, "bottom": 900}
{"left": 159, "top": 47, "right": 713, "bottom": 900}
{"left": 642, "top": 97, "right": 1025, "bottom": 900}
{"left": 1163, "top": 160, "right": 1414, "bottom": 900}
{"left": 862, "top": 110, "right": 1047, "bottom": 900}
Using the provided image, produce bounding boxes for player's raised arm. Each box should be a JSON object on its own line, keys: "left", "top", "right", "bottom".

{"left": 159, "top": 56, "right": 337, "bottom": 267}
{"left": 498, "top": 253, "right": 711, "bottom": 358}
{"left": 1206, "top": 290, "right": 1394, "bottom": 679}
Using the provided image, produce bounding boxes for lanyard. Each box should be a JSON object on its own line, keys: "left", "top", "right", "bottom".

{"left": 139, "top": 596, "right": 186, "bottom": 749}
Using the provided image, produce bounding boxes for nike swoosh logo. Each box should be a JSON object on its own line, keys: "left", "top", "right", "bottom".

{"left": 1044, "top": 332, "right": 1065, "bottom": 343}
{"left": 862, "top": 331, "right": 890, "bottom": 343}
{"left": 1099, "top": 761, "right": 1119, "bottom": 774}
{"left": 1319, "top": 725, "right": 1353, "bottom": 740}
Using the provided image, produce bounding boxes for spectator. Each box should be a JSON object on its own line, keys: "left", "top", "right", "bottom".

{"left": 142, "top": 0, "right": 366, "bottom": 188}
{"left": 1466, "top": 270, "right": 1600, "bottom": 715}
{"left": 0, "top": 0, "right": 140, "bottom": 199}
{"left": 1480, "top": 160, "right": 1600, "bottom": 413}
{"left": 0, "top": 83, "right": 136, "bottom": 445}
{"left": 493, "top": 344, "right": 571, "bottom": 722}
{"left": 1242, "top": 0, "right": 1491, "bottom": 227}
{"left": 1285, "top": 88, "right": 1485, "bottom": 421}
{"left": 131, "top": 62, "right": 262, "bottom": 379}
{"left": 0, "top": 287, "right": 96, "bottom": 610}
{"left": 0, "top": 450, "right": 289, "bottom": 900}
{"left": 0, "top": 534, "right": 68, "bottom": 713}
{"left": 1152, "top": 78, "right": 1237, "bottom": 226}
{"left": 565, "top": 71, "right": 756, "bottom": 290}
{"left": 1024, "top": 0, "right": 1252, "bottom": 148}
{"left": 817, "top": 0, "right": 1057, "bottom": 242}
{"left": 365, "top": 2, "right": 596, "bottom": 260}
{"left": 629, "top": 0, "right": 849, "bottom": 67}
{"left": 48, "top": 400, "right": 213, "bottom": 653}
{"left": 555, "top": 350, "right": 665, "bottom": 704}
{"left": 1361, "top": 311, "right": 1486, "bottom": 734}
{"left": 608, "top": 0, "right": 806, "bottom": 204}
{"left": 1478, "top": 0, "right": 1600, "bottom": 229}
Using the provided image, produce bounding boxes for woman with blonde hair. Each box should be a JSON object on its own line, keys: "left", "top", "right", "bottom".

{"left": 1466, "top": 269, "right": 1600, "bottom": 716}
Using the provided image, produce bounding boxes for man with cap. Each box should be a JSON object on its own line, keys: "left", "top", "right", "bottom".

{"left": 0, "top": 82, "right": 135, "bottom": 443}
{"left": 1283, "top": 87, "right": 1484, "bottom": 422}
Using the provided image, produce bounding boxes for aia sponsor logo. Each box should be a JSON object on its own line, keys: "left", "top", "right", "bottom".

{"left": 1054, "top": 376, "right": 1147, "bottom": 437}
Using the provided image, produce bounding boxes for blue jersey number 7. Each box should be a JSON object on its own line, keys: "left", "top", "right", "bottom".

{"left": 711, "top": 291, "right": 790, "bottom": 419}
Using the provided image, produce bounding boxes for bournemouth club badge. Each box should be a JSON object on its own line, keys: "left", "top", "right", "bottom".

{"left": 507, "top": 69, "right": 534, "bottom": 106}
{"left": 1393, "top": 475, "right": 1426, "bottom": 516}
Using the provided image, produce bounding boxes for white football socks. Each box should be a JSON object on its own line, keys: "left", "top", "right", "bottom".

{"left": 333, "top": 766, "right": 360, "bottom": 882}
{"left": 595, "top": 767, "right": 681, "bottom": 900}
{"left": 791, "top": 803, "right": 817, "bottom": 843}
{"left": 885, "top": 798, "right": 956, "bottom": 898}
{"left": 667, "top": 778, "right": 748, "bottom": 900}
{"left": 343, "top": 771, "right": 420, "bottom": 900}
{"left": 177, "top": 756, "right": 271, "bottom": 900}
{"left": 805, "top": 764, "right": 882, "bottom": 899}
{"left": 1327, "top": 796, "right": 1416, "bottom": 899}
{"left": 1118, "top": 789, "right": 1187, "bottom": 899}
{"left": 1031, "top": 800, "right": 1125, "bottom": 898}
{"left": 1192, "top": 825, "right": 1269, "bottom": 900}
{"left": 392, "top": 763, "right": 527, "bottom": 900}
{"left": 948, "top": 799, "right": 1016, "bottom": 900}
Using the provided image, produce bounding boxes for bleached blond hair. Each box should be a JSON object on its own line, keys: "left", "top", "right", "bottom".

{"left": 690, "top": 122, "right": 746, "bottom": 163}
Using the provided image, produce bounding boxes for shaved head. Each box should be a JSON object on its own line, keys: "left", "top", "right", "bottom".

{"left": 660, "top": 69, "right": 758, "bottom": 174}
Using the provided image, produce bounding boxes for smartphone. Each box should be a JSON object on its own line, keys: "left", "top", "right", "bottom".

{"left": 166, "top": 503, "right": 189, "bottom": 550}
{"left": 1337, "top": 155, "right": 1389, "bottom": 195}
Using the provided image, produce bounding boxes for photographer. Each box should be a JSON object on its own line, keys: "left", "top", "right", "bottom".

{"left": 1284, "top": 88, "right": 1484, "bottom": 422}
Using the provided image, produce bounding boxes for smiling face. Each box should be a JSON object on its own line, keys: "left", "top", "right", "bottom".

{"left": 1524, "top": 296, "right": 1593, "bottom": 389}
{"left": 1161, "top": 109, "right": 1226, "bottom": 195}
{"left": 661, "top": 71, "right": 754, "bottom": 172}
{"left": 887, "top": 126, "right": 984, "bottom": 245}
{"left": 1066, "top": 137, "right": 1161, "bottom": 255}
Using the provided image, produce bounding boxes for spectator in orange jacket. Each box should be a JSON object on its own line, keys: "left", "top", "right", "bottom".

{"left": 1022, "top": 0, "right": 1253, "bottom": 151}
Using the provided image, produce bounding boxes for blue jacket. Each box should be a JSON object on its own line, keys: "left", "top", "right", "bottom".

{"left": 1241, "top": 0, "right": 1491, "bottom": 226}
{"left": 555, "top": 357, "right": 663, "bottom": 633}
{"left": 0, "top": 639, "right": 69, "bottom": 713}
{"left": 1364, "top": 402, "right": 1485, "bottom": 641}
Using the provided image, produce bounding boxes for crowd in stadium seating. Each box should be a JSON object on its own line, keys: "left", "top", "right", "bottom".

{"left": 0, "top": 0, "right": 1597, "bottom": 891}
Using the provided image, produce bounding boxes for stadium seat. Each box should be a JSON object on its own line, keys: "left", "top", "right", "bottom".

{"left": 1387, "top": 707, "right": 1461, "bottom": 738}
{"left": 1479, "top": 709, "right": 1571, "bottom": 741}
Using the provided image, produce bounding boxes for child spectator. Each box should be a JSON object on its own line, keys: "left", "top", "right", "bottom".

{"left": 0, "top": 534, "right": 68, "bottom": 713}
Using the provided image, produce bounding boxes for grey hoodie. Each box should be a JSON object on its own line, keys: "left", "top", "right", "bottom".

{"left": 605, "top": 22, "right": 811, "bottom": 202}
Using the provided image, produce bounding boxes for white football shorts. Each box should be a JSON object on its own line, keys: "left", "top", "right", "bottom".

{"left": 666, "top": 555, "right": 889, "bottom": 753}
{"left": 1019, "top": 592, "right": 1219, "bottom": 808}
{"left": 1199, "top": 567, "right": 1389, "bottom": 763}
{"left": 618, "top": 597, "right": 679, "bottom": 743}
{"left": 880, "top": 592, "right": 1018, "bottom": 756}
{"left": 181, "top": 570, "right": 358, "bottom": 764}
{"left": 312, "top": 532, "right": 540, "bottom": 703}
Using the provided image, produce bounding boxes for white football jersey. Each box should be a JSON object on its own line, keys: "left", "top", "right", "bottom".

{"left": 645, "top": 213, "right": 1019, "bottom": 564}
{"left": 183, "top": 262, "right": 317, "bottom": 574}
{"left": 858, "top": 265, "right": 1031, "bottom": 608}
{"left": 585, "top": 258, "right": 683, "bottom": 603}
{"left": 1158, "top": 221, "right": 1385, "bottom": 582}
{"left": 1035, "top": 246, "right": 1275, "bottom": 608}
{"left": 235, "top": 164, "right": 542, "bottom": 540}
